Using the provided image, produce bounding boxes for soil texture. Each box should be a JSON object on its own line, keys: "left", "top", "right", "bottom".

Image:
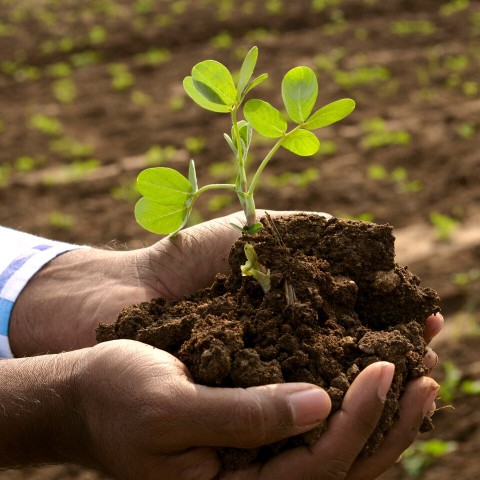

{"left": 97, "top": 214, "right": 440, "bottom": 469}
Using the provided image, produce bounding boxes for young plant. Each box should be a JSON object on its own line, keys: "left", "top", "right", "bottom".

{"left": 134, "top": 46, "right": 355, "bottom": 235}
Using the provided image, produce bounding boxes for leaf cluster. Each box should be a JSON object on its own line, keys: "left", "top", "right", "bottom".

{"left": 134, "top": 46, "right": 355, "bottom": 235}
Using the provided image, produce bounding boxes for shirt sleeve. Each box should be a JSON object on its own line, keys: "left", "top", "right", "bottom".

{"left": 0, "top": 226, "right": 85, "bottom": 358}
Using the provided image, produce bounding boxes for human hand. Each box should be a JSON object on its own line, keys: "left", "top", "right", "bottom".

{"left": 74, "top": 339, "right": 439, "bottom": 480}
{"left": 9, "top": 210, "right": 325, "bottom": 355}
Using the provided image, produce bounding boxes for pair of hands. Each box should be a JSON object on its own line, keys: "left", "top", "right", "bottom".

{"left": 8, "top": 211, "right": 442, "bottom": 480}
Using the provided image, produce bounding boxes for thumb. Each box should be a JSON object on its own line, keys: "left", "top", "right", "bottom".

{"left": 169, "top": 382, "right": 331, "bottom": 449}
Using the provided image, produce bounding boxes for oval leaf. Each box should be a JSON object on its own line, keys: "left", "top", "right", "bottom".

{"left": 137, "top": 167, "right": 193, "bottom": 201}
{"left": 237, "top": 46, "right": 258, "bottom": 98}
{"left": 304, "top": 98, "right": 356, "bottom": 130}
{"left": 282, "top": 129, "right": 320, "bottom": 156}
{"left": 282, "top": 66, "right": 318, "bottom": 124}
{"left": 243, "top": 99, "right": 287, "bottom": 138}
{"left": 191, "top": 60, "right": 237, "bottom": 106}
{"left": 135, "top": 197, "right": 189, "bottom": 235}
{"left": 183, "top": 76, "right": 231, "bottom": 113}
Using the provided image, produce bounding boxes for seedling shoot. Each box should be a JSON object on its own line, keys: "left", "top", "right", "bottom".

{"left": 134, "top": 46, "right": 355, "bottom": 235}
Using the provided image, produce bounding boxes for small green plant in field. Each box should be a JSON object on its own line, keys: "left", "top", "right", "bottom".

{"left": 48, "top": 211, "right": 75, "bottom": 230}
{"left": 453, "top": 268, "right": 480, "bottom": 287}
{"left": 391, "top": 20, "right": 437, "bottom": 36}
{"left": 402, "top": 439, "right": 457, "bottom": 477}
{"left": 133, "top": 46, "right": 355, "bottom": 235}
{"left": 184, "top": 136, "right": 206, "bottom": 155}
{"left": 429, "top": 211, "right": 459, "bottom": 241}
{"left": 14, "top": 155, "right": 44, "bottom": 172}
{"left": 145, "top": 144, "right": 177, "bottom": 166}
{"left": 46, "top": 62, "right": 73, "bottom": 78}
{"left": 440, "top": 360, "right": 480, "bottom": 402}
{"left": 52, "top": 78, "right": 77, "bottom": 104}
{"left": 266, "top": 168, "right": 319, "bottom": 188}
{"left": 109, "top": 63, "right": 135, "bottom": 91}
{"left": 361, "top": 117, "right": 411, "bottom": 149}
{"left": 29, "top": 114, "right": 63, "bottom": 136}
{"left": 135, "top": 48, "right": 171, "bottom": 67}
{"left": 367, "top": 164, "right": 422, "bottom": 194}
{"left": 49, "top": 136, "right": 94, "bottom": 159}
{"left": 210, "top": 31, "right": 233, "bottom": 49}
{"left": 0, "top": 165, "right": 12, "bottom": 187}
{"left": 334, "top": 65, "right": 390, "bottom": 89}
{"left": 440, "top": 0, "right": 469, "bottom": 16}
{"left": 456, "top": 121, "right": 477, "bottom": 139}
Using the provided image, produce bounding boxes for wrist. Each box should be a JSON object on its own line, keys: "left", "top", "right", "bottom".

{"left": 0, "top": 348, "right": 91, "bottom": 468}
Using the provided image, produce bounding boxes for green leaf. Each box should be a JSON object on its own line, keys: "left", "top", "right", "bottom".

{"left": 135, "top": 167, "right": 194, "bottom": 234}
{"left": 137, "top": 167, "right": 193, "bottom": 200}
{"left": 237, "top": 46, "right": 258, "bottom": 98}
{"left": 243, "top": 99, "right": 287, "bottom": 138}
{"left": 183, "top": 77, "right": 231, "bottom": 113}
{"left": 191, "top": 60, "right": 237, "bottom": 106}
{"left": 243, "top": 73, "right": 268, "bottom": 96}
{"left": 281, "top": 66, "right": 318, "bottom": 124}
{"left": 224, "top": 133, "right": 237, "bottom": 154}
{"left": 304, "top": 98, "right": 356, "bottom": 130}
{"left": 135, "top": 197, "right": 190, "bottom": 235}
{"left": 282, "top": 129, "right": 320, "bottom": 156}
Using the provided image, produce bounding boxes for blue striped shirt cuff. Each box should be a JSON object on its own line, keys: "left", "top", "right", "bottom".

{"left": 0, "top": 226, "right": 84, "bottom": 358}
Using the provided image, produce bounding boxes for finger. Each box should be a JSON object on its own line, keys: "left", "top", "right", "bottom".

{"left": 424, "top": 346, "right": 439, "bottom": 372}
{"left": 249, "top": 362, "right": 395, "bottom": 480}
{"left": 423, "top": 313, "right": 444, "bottom": 344}
{"left": 163, "top": 381, "right": 332, "bottom": 449}
{"left": 308, "top": 362, "right": 395, "bottom": 474}
{"left": 347, "top": 376, "right": 439, "bottom": 480}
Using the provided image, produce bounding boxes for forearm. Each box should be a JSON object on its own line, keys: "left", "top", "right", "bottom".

{"left": 0, "top": 350, "right": 89, "bottom": 468}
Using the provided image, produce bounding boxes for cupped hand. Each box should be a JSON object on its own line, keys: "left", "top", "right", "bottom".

{"left": 75, "top": 339, "right": 438, "bottom": 480}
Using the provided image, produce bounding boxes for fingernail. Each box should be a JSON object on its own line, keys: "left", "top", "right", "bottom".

{"left": 288, "top": 388, "right": 331, "bottom": 427}
{"left": 425, "top": 401, "right": 437, "bottom": 417}
{"left": 424, "top": 347, "right": 439, "bottom": 370}
{"left": 395, "top": 454, "right": 403, "bottom": 464}
{"left": 423, "top": 382, "right": 440, "bottom": 415}
{"left": 378, "top": 362, "right": 395, "bottom": 402}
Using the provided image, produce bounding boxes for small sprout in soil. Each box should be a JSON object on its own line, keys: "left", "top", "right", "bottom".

{"left": 134, "top": 46, "right": 355, "bottom": 235}
{"left": 240, "top": 242, "right": 271, "bottom": 293}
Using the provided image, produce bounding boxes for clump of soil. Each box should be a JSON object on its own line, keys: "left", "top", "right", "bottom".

{"left": 96, "top": 214, "right": 440, "bottom": 469}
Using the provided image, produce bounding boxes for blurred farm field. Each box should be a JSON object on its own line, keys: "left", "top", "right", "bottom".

{"left": 1, "top": 0, "right": 480, "bottom": 479}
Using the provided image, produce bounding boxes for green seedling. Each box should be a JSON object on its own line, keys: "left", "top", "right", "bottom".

{"left": 134, "top": 46, "right": 355, "bottom": 235}
{"left": 241, "top": 243, "right": 271, "bottom": 293}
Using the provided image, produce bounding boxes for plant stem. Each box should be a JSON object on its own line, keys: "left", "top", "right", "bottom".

{"left": 231, "top": 107, "right": 258, "bottom": 227}
{"left": 247, "top": 126, "right": 301, "bottom": 198}
{"left": 195, "top": 183, "right": 237, "bottom": 196}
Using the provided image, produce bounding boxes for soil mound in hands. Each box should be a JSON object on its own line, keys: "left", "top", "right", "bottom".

{"left": 96, "top": 214, "right": 440, "bottom": 469}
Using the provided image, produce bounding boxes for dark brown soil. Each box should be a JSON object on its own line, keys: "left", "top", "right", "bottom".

{"left": 96, "top": 214, "right": 440, "bottom": 470}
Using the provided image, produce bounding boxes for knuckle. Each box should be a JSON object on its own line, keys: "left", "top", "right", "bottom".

{"left": 229, "top": 392, "right": 268, "bottom": 447}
